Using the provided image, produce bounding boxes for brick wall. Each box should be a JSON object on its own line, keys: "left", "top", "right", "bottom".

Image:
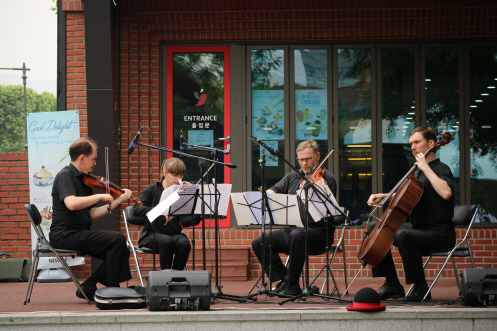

{"left": 0, "top": 153, "right": 30, "bottom": 258}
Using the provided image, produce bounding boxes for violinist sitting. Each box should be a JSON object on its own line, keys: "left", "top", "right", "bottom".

{"left": 366, "top": 127, "right": 455, "bottom": 302}
{"left": 49, "top": 138, "right": 133, "bottom": 302}
{"left": 133, "top": 158, "right": 201, "bottom": 271}
{"left": 251, "top": 139, "right": 337, "bottom": 297}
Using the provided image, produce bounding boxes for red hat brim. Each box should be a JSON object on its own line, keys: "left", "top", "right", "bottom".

{"left": 346, "top": 302, "right": 386, "bottom": 312}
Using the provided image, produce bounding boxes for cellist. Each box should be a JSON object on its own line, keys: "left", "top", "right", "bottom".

{"left": 366, "top": 127, "right": 455, "bottom": 302}
{"left": 251, "top": 139, "right": 337, "bottom": 297}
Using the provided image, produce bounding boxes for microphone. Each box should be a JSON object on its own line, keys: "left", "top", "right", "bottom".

{"left": 345, "top": 219, "right": 363, "bottom": 226}
{"left": 127, "top": 126, "right": 144, "bottom": 155}
{"left": 331, "top": 217, "right": 362, "bottom": 226}
{"left": 249, "top": 136, "right": 282, "bottom": 157}
{"left": 180, "top": 130, "right": 186, "bottom": 151}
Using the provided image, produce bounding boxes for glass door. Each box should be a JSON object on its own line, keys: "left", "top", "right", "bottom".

{"left": 166, "top": 46, "right": 231, "bottom": 227}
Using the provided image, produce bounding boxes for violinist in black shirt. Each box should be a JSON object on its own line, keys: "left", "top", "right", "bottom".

{"left": 50, "top": 138, "right": 133, "bottom": 301}
{"left": 133, "top": 158, "right": 201, "bottom": 270}
{"left": 251, "top": 139, "right": 337, "bottom": 297}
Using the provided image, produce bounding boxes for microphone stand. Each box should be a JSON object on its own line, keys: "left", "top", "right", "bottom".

{"left": 243, "top": 148, "right": 275, "bottom": 301}
{"left": 180, "top": 141, "right": 247, "bottom": 303}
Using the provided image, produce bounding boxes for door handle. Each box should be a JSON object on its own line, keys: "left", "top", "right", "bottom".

{"left": 219, "top": 136, "right": 231, "bottom": 142}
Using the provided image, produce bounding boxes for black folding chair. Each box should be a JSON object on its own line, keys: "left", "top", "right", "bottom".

{"left": 406, "top": 204, "right": 479, "bottom": 302}
{"left": 23, "top": 204, "right": 91, "bottom": 305}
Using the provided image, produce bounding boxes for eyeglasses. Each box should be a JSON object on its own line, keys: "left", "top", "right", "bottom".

{"left": 296, "top": 154, "right": 315, "bottom": 163}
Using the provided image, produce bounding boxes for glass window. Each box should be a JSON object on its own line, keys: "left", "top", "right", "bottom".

{"left": 172, "top": 52, "right": 226, "bottom": 184}
{"left": 469, "top": 47, "right": 497, "bottom": 223}
{"left": 425, "top": 48, "right": 460, "bottom": 207}
{"left": 381, "top": 48, "right": 416, "bottom": 193}
{"left": 337, "top": 48, "right": 372, "bottom": 220}
{"left": 251, "top": 49, "right": 285, "bottom": 191}
{"left": 294, "top": 49, "right": 329, "bottom": 165}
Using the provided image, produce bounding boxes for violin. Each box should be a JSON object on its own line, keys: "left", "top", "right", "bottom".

{"left": 83, "top": 173, "right": 142, "bottom": 207}
{"left": 299, "top": 148, "right": 334, "bottom": 189}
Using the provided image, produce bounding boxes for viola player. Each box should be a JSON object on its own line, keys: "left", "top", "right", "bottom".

{"left": 132, "top": 158, "right": 201, "bottom": 271}
{"left": 366, "top": 127, "right": 455, "bottom": 302}
{"left": 50, "top": 137, "right": 133, "bottom": 301}
{"left": 251, "top": 139, "right": 337, "bottom": 297}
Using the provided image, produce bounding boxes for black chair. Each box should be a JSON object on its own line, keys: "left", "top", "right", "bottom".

{"left": 406, "top": 204, "right": 479, "bottom": 302}
{"left": 309, "top": 208, "right": 349, "bottom": 296}
{"left": 123, "top": 206, "right": 155, "bottom": 286}
{"left": 23, "top": 204, "right": 91, "bottom": 305}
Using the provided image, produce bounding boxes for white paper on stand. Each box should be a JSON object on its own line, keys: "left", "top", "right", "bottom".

{"left": 231, "top": 191, "right": 300, "bottom": 226}
{"left": 146, "top": 190, "right": 180, "bottom": 223}
{"left": 296, "top": 183, "right": 339, "bottom": 222}
{"left": 194, "top": 184, "right": 232, "bottom": 216}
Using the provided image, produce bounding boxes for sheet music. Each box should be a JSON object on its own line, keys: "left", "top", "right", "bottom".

{"left": 267, "top": 192, "right": 300, "bottom": 226}
{"left": 231, "top": 192, "right": 299, "bottom": 226}
{"left": 296, "top": 183, "right": 339, "bottom": 222}
{"left": 146, "top": 190, "right": 180, "bottom": 223}
{"left": 194, "top": 184, "right": 232, "bottom": 216}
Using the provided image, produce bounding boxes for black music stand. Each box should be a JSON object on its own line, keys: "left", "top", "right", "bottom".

{"left": 231, "top": 190, "right": 299, "bottom": 299}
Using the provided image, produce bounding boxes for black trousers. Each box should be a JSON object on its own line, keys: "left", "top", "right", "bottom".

{"left": 50, "top": 230, "right": 132, "bottom": 286}
{"left": 252, "top": 226, "right": 335, "bottom": 285}
{"left": 368, "top": 221, "right": 455, "bottom": 284}
{"left": 140, "top": 232, "right": 191, "bottom": 270}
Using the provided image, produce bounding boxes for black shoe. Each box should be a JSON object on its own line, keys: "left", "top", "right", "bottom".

{"left": 271, "top": 281, "right": 286, "bottom": 294}
{"left": 75, "top": 284, "right": 97, "bottom": 301}
{"left": 404, "top": 284, "right": 431, "bottom": 302}
{"left": 279, "top": 282, "right": 302, "bottom": 297}
{"left": 378, "top": 282, "right": 405, "bottom": 300}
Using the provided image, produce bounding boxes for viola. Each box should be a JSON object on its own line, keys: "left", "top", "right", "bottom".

{"left": 82, "top": 173, "right": 142, "bottom": 207}
{"left": 299, "top": 148, "right": 334, "bottom": 189}
{"left": 357, "top": 132, "right": 452, "bottom": 267}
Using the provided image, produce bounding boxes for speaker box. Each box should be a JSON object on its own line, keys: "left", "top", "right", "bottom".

{"left": 461, "top": 267, "right": 497, "bottom": 306}
{"left": 146, "top": 270, "right": 211, "bottom": 311}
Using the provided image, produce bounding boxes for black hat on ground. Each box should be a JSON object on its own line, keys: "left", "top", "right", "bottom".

{"left": 346, "top": 287, "right": 386, "bottom": 312}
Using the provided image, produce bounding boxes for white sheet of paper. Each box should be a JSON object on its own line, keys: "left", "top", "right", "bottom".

{"left": 146, "top": 191, "right": 180, "bottom": 223}
{"left": 267, "top": 192, "right": 300, "bottom": 226}
{"left": 297, "top": 183, "right": 339, "bottom": 222}
{"left": 231, "top": 192, "right": 300, "bottom": 226}
{"left": 194, "top": 184, "right": 232, "bottom": 216}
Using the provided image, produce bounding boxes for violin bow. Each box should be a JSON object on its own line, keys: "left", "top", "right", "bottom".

{"left": 105, "top": 147, "right": 111, "bottom": 213}
{"left": 196, "top": 162, "right": 216, "bottom": 185}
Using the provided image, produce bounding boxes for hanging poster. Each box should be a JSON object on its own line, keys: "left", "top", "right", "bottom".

{"left": 27, "top": 110, "right": 83, "bottom": 269}
{"left": 252, "top": 90, "right": 285, "bottom": 140}
{"left": 295, "top": 89, "right": 328, "bottom": 140}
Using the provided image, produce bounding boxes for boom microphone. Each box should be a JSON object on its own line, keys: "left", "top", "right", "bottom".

{"left": 249, "top": 136, "right": 282, "bottom": 157}
{"left": 127, "top": 126, "right": 144, "bottom": 155}
{"left": 180, "top": 129, "right": 186, "bottom": 151}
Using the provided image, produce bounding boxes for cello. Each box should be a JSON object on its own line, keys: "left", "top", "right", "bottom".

{"left": 357, "top": 132, "right": 452, "bottom": 268}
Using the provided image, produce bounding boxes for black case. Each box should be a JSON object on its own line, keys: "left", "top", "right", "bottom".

{"left": 94, "top": 286, "right": 147, "bottom": 310}
{"left": 146, "top": 270, "right": 211, "bottom": 311}
{"left": 461, "top": 267, "right": 497, "bottom": 306}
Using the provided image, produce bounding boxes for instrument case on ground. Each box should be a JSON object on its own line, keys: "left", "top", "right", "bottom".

{"left": 461, "top": 267, "right": 497, "bottom": 307}
{"left": 146, "top": 270, "right": 211, "bottom": 311}
{"left": 94, "top": 286, "right": 147, "bottom": 310}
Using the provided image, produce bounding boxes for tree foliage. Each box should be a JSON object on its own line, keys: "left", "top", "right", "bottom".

{"left": 0, "top": 85, "right": 56, "bottom": 152}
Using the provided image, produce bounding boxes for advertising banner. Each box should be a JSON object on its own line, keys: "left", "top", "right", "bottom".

{"left": 27, "top": 110, "right": 83, "bottom": 269}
